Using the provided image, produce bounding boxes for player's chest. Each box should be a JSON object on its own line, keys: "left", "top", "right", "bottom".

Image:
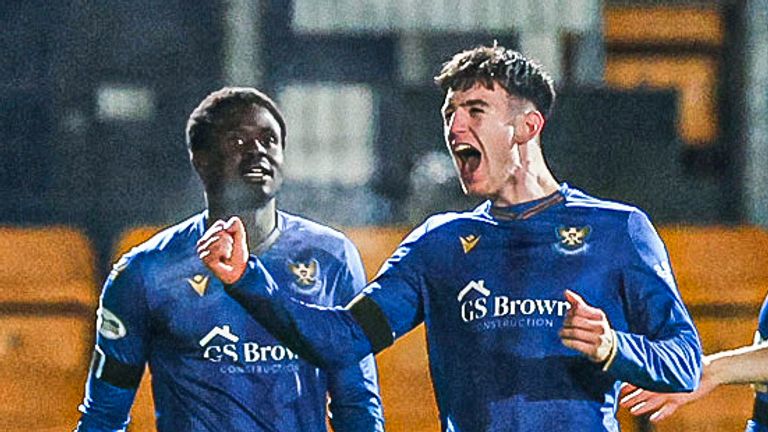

{"left": 144, "top": 251, "right": 338, "bottom": 341}
{"left": 425, "top": 223, "right": 620, "bottom": 319}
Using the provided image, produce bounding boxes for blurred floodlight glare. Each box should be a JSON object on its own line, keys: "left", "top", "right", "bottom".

{"left": 96, "top": 85, "right": 155, "bottom": 122}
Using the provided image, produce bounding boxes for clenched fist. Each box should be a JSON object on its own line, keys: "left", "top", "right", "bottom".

{"left": 197, "top": 216, "right": 249, "bottom": 284}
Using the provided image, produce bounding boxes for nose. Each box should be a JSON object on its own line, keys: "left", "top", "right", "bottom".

{"left": 240, "top": 137, "right": 268, "bottom": 154}
{"left": 447, "top": 109, "right": 469, "bottom": 141}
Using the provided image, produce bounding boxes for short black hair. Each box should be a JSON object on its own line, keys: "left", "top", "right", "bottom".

{"left": 434, "top": 44, "right": 556, "bottom": 119}
{"left": 186, "top": 87, "right": 286, "bottom": 153}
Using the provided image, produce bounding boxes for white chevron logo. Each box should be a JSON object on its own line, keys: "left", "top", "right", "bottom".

{"left": 198, "top": 325, "right": 240, "bottom": 346}
{"left": 457, "top": 280, "right": 490, "bottom": 302}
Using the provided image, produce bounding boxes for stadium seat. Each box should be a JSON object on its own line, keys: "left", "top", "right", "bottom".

{"left": 0, "top": 226, "right": 98, "bottom": 305}
{"left": 0, "top": 226, "right": 98, "bottom": 430}
{"left": 652, "top": 226, "right": 768, "bottom": 432}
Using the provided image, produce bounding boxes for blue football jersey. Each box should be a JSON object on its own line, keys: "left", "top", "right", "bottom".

{"left": 227, "top": 183, "right": 702, "bottom": 432}
{"left": 747, "top": 296, "right": 768, "bottom": 432}
{"left": 76, "top": 211, "right": 384, "bottom": 432}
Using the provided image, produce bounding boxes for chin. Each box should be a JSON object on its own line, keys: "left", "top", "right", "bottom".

{"left": 459, "top": 180, "right": 490, "bottom": 198}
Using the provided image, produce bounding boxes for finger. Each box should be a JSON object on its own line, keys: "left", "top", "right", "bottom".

{"left": 562, "top": 316, "right": 605, "bottom": 333}
{"left": 619, "top": 383, "right": 638, "bottom": 399}
{"left": 197, "top": 220, "right": 227, "bottom": 246}
{"left": 559, "top": 329, "right": 602, "bottom": 347}
{"left": 560, "top": 338, "right": 596, "bottom": 355}
{"left": 564, "top": 291, "right": 603, "bottom": 320}
{"left": 619, "top": 387, "right": 645, "bottom": 406}
{"left": 649, "top": 405, "right": 673, "bottom": 423}
{"left": 196, "top": 234, "right": 224, "bottom": 255}
{"left": 629, "top": 397, "right": 665, "bottom": 416}
{"left": 225, "top": 216, "right": 248, "bottom": 262}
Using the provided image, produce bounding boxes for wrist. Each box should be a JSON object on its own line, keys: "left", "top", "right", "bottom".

{"left": 601, "top": 329, "right": 618, "bottom": 371}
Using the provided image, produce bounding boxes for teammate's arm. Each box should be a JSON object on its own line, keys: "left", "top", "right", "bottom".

{"left": 620, "top": 345, "right": 768, "bottom": 422}
{"left": 603, "top": 211, "right": 703, "bottom": 393}
{"left": 75, "top": 255, "right": 149, "bottom": 431}
{"left": 199, "top": 217, "right": 424, "bottom": 370}
{"left": 326, "top": 239, "right": 384, "bottom": 431}
{"left": 621, "top": 294, "right": 768, "bottom": 423}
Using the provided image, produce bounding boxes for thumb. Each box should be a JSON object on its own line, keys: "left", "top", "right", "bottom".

{"left": 564, "top": 289, "right": 602, "bottom": 319}
{"left": 224, "top": 216, "right": 248, "bottom": 262}
{"left": 564, "top": 289, "right": 587, "bottom": 309}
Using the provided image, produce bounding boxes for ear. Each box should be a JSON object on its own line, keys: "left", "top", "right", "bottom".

{"left": 513, "top": 110, "right": 545, "bottom": 143}
{"left": 190, "top": 150, "right": 209, "bottom": 178}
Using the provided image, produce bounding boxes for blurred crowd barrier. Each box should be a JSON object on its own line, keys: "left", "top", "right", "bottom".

{"left": 0, "top": 224, "right": 766, "bottom": 431}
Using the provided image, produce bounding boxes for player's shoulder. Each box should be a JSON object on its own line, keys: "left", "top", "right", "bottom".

{"left": 402, "top": 203, "right": 495, "bottom": 245}
{"left": 278, "top": 210, "right": 357, "bottom": 258}
{"left": 561, "top": 184, "right": 649, "bottom": 226}
{"left": 113, "top": 211, "right": 205, "bottom": 271}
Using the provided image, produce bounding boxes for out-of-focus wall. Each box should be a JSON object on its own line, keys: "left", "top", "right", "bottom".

{"left": 0, "top": 0, "right": 759, "bottom": 265}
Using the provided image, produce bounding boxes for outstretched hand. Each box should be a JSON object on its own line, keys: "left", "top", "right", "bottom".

{"left": 619, "top": 382, "right": 705, "bottom": 423}
{"left": 559, "top": 289, "right": 615, "bottom": 363}
{"left": 197, "top": 216, "right": 249, "bottom": 284}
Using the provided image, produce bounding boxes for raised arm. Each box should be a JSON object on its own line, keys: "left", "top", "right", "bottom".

{"left": 199, "top": 217, "right": 425, "bottom": 370}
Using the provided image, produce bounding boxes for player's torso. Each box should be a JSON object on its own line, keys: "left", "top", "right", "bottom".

{"left": 421, "top": 209, "right": 626, "bottom": 431}
{"left": 141, "top": 221, "right": 345, "bottom": 432}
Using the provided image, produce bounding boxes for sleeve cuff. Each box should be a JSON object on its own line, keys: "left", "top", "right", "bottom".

{"left": 601, "top": 329, "right": 619, "bottom": 372}
{"left": 225, "top": 257, "right": 276, "bottom": 298}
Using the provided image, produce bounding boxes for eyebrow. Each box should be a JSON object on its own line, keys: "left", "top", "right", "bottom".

{"left": 443, "top": 98, "right": 490, "bottom": 112}
{"left": 461, "top": 99, "right": 490, "bottom": 108}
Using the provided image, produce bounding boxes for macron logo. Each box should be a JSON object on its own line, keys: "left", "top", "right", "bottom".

{"left": 457, "top": 280, "right": 490, "bottom": 302}
{"left": 199, "top": 325, "right": 240, "bottom": 347}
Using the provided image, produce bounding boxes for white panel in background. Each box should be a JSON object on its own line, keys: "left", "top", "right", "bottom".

{"left": 425, "top": 0, "right": 452, "bottom": 31}
{"left": 559, "top": 0, "right": 600, "bottom": 33}
{"left": 399, "top": 0, "right": 420, "bottom": 31}
{"left": 455, "top": 0, "right": 477, "bottom": 31}
{"left": 223, "top": 0, "right": 260, "bottom": 86}
{"left": 96, "top": 85, "right": 155, "bottom": 122}
{"left": 521, "top": 0, "right": 558, "bottom": 32}
{"left": 518, "top": 30, "right": 561, "bottom": 81}
{"left": 365, "top": 0, "right": 390, "bottom": 31}
{"left": 292, "top": 0, "right": 315, "bottom": 32}
{"left": 279, "top": 83, "right": 374, "bottom": 186}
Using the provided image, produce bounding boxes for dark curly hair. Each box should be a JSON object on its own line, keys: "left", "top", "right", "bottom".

{"left": 434, "top": 44, "right": 556, "bottom": 119}
{"left": 186, "top": 87, "right": 286, "bottom": 153}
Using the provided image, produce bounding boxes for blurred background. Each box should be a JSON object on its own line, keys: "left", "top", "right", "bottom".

{"left": 1, "top": 0, "right": 767, "bottom": 430}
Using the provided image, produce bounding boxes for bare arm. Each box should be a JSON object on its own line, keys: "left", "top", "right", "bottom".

{"left": 620, "top": 343, "right": 768, "bottom": 423}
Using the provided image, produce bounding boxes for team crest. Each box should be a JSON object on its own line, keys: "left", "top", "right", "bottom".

{"left": 459, "top": 234, "right": 481, "bottom": 254}
{"left": 97, "top": 307, "right": 127, "bottom": 340}
{"left": 187, "top": 274, "right": 210, "bottom": 297}
{"left": 556, "top": 226, "right": 591, "bottom": 252}
{"left": 289, "top": 259, "right": 319, "bottom": 286}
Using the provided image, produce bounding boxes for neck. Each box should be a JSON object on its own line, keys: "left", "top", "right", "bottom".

{"left": 206, "top": 195, "right": 278, "bottom": 250}
{"left": 493, "top": 140, "right": 560, "bottom": 207}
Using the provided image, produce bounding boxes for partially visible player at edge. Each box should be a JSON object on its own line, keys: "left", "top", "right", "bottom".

{"left": 75, "top": 87, "right": 384, "bottom": 431}
{"left": 199, "top": 45, "right": 702, "bottom": 431}
{"left": 621, "top": 294, "right": 768, "bottom": 431}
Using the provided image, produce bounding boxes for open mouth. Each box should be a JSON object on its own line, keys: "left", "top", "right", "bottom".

{"left": 452, "top": 143, "right": 482, "bottom": 176}
{"left": 242, "top": 162, "right": 273, "bottom": 183}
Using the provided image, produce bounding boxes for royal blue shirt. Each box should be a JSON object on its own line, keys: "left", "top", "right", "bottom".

{"left": 76, "top": 211, "right": 384, "bottom": 432}
{"left": 228, "top": 184, "right": 702, "bottom": 432}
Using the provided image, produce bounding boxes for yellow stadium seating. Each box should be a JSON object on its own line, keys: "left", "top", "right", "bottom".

{"left": 0, "top": 226, "right": 98, "bottom": 305}
{"left": 0, "top": 226, "right": 98, "bottom": 430}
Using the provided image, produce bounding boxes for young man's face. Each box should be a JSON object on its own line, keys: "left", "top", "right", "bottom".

{"left": 441, "top": 81, "right": 524, "bottom": 200}
{"left": 197, "top": 104, "right": 285, "bottom": 205}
